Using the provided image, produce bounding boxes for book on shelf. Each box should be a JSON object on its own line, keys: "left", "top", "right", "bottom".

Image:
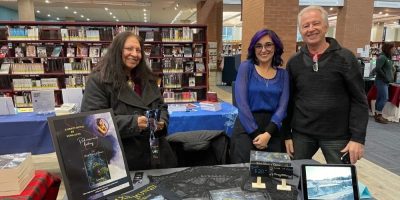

{"left": 145, "top": 31, "right": 154, "bottom": 42}
{"left": 184, "top": 61, "right": 194, "bottom": 73}
{"left": 89, "top": 46, "right": 101, "bottom": 58}
{"left": 195, "top": 62, "right": 205, "bottom": 72}
{"left": 100, "top": 47, "right": 108, "bottom": 57}
{"left": 25, "top": 45, "right": 36, "bottom": 57}
{"left": 14, "top": 46, "right": 24, "bottom": 58}
{"left": 0, "top": 152, "right": 35, "bottom": 196}
{"left": 60, "top": 28, "right": 69, "bottom": 41}
{"left": 163, "top": 46, "right": 173, "bottom": 57}
{"left": 0, "top": 45, "right": 9, "bottom": 58}
{"left": 188, "top": 77, "right": 196, "bottom": 87}
{"left": 51, "top": 46, "right": 62, "bottom": 57}
{"left": 77, "top": 44, "right": 88, "bottom": 57}
{"left": 66, "top": 47, "right": 75, "bottom": 58}
{"left": 36, "top": 46, "right": 47, "bottom": 57}
{"left": 172, "top": 46, "right": 183, "bottom": 57}
{"left": 0, "top": 63, "right": 10, "bottom": 74}
{"left": 183, "top": 46, "right": 192, "bottom": 57}
{"left": 47, "top": 109, "right": 133, "bottom": 200}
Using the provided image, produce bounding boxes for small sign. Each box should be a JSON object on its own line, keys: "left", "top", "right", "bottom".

{"left": 32, "top": 90, "right": 55, "bottom": 114}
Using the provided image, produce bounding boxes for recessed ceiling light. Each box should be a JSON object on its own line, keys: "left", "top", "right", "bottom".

{"left": 87, "top": 18, "right": 90, "bottom": 21}
{"left": 80, "top": 15, "right": 84, "bottom": 18}
{"left": 379, "top": 11, "right": 383, "bottom": 14}
{"left": 329, "top": 7, "right": 333, "bottom": 11}
{"left": 174, "top": 7, "right": 177, "bottom": 10}
{"left": 144, "top": 13, "right": 147, "bottom": 16}
{"left": 105, "top": 8, "right": 108, "bottom": 11}
{"left": 385, "top": 13, "right": 389, "bottom": 16}
{"left": 113, "top": 16, "right": 116, "bottom": 19}
{"left": 116, "top": 19, "right": 119, "bottom": 22}
{"left": 64, "top": 6, "right": 68, "bottom": 10}
{"left": 73, "top": 11, "right": 77, "bottom": 14}
{"left": 109, "top": 12, "right": 112, "bottom": 15}
{"left": 45, "top": 0, "right": 50, "bottom": 3}
{"left": 36, "top": 10, "right": 40, "bottom": 13}
{"left": 176, "top": 3, "right": 179, "bottom": 7}
{"left": 143, "top": 9, "right": 146, "bottom": 12}
{"left": 47, "top": 14, "right": 51, "bottom": 17}
{"left": 56, "top": 17, "right": 60, "bottom": 20}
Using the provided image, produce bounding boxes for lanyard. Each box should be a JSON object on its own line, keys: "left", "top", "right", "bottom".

{"left": 312, "top": 53, "right": 320, "bottom": 72}
{"left": 146, "top": 110, "right": 161, "bottom": 167}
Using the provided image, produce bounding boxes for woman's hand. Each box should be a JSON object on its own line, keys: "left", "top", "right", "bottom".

{"left": 137, "top": 116, "right": 148, "bottom": 131}
{"left": 156, "top": 120, "right": 166, "bottom": 131}
{"left": 285, "top": 139, "right": 294, "bottom": 158}
{"left": 253, "top": 132, "right": 271, "bottom": 150}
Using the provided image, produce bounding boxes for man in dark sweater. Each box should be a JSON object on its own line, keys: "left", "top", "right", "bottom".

{"left": 284, "top": 6, "right": 369, "bottom": 164}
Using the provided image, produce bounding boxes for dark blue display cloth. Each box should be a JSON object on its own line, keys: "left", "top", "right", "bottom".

{"left": 167, "top": 102, "right": 238, "bottom": 137}
{"left": 0, "top": 112, "right": 55, "bottom": 155}
{"left": 0, "top": 102, "right": 238, "bottom": 155}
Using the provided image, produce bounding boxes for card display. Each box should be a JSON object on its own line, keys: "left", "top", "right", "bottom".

{"left": 48, "top": 109, "right": 132, "bottom": 200}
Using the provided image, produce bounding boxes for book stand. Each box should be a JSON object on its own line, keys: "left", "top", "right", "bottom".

{"left": 277, "top": 178, "right": 291, "bottom": 191}
{"left": 251, "top": 176, "right": 266, "bottom": 189}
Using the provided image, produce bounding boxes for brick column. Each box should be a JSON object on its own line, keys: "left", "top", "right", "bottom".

{"left": 18, "top": 0, "right": 35, "bottom": 21}
{"left": 336, "top": 0, "right": 374, "bottom": 54}
{"left": 242, "top": 0, "right": 298, "bottom": 65}
{"left": 197, "top": 0, "right": 223, "bottom": 86}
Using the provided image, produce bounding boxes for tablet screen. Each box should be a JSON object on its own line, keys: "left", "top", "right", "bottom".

{"left": 301, "top": 164, "right": 359, "bottom": 200}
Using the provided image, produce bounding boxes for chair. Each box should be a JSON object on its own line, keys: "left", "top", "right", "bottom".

{"left": 166, "top": 130, "right": 230, "bottom": 167}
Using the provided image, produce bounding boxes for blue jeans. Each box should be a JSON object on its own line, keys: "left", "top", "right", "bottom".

{"left": 375, "top": 79, "right": 389, "bottom": 112}
{"left": 292, "top": 132, "right": 348, "bottom": 164}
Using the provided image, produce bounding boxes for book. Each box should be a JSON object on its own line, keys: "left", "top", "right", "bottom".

{"left": 0, "top": 63, "right": 10, "bottom": 74}
{"left": 188, "top": 77, "right": 195, "bottom": 87}
{"left": 101, "top": 47, "right": 108, "bottom": 57}
{"left": 249, "top": 151, "right": 293, "bottom": 179}
{"left": 0, "top": 153, "right": 35, "bottom": 196}
{"left": 89, "top": 46, "right": 101, "bottom": 58}
{"left": 14, "top": 46, "right": 24, "bottom": 57}
{"left": 195, "top": 62, "right": 205, "bottom": 72}
{"left": 77, "top": 44, "right": 88, "bottom": 57}
{"left": 37, "top": 46, "right": 47, "bottom": 57}
{"left": 26, "top": 45, "right": 36, "bottom": 57}
{"left": 199, "top": 101, "right": 222, "bottom": 111}
{"left": 47, "top": 109, "right": 133, "bottom": 200}
{"left": 207, "top": 91, "right": 218, "bottom": 102}
{"left": 67, "top": 47, "right": 75, "bottom": 57}
{"left": 0, "top": 45, "right": 9, "bottom": 58}
{"left": 107, "top": 183, "right": 180, "bottom": 200}
{"left": 51, "top": 46, "right": 62, "bottom": 57}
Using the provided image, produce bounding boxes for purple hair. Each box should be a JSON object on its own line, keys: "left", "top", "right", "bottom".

{"left": 247, "top": 29, "right": 284, "bottom": 67}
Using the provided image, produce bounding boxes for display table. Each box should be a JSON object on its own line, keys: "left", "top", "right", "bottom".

{"left": 0, "top": 170, "right": 61, "bottom": 200}
{"left": 0, "top": 102, "right": 238, "bottom": 155}
{"left": 367, "top": 83, "right": 400, "bottom": 122}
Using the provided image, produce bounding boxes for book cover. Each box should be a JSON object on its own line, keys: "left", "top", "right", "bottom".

{"left": 195, "top": 62, "right": 205, "bottom": 72}
{"left": 14, "top": 46, "right": 24, "bottom": 57}
{"left": 188, "top": 77, "right": 195, "bottom": 87}
{"left": 107, "top": 183, "right": 180, "bottom": 200}
{"left": 89, "top": 46, "right": 101, "bottom": 58}
{"left": 51, "top": 46, "right": 62, "bottom": 57}
{"left": 26, "top": 45, "right": 36, "bottom": 57}
{"left": 37, "top": 46, "right": 47, "bottom": 57}
{"left": 77, "top": 44, "right": 89, "bottom": 57}
{"left": 0, "top": 45, "right": 9, "bottom": 58}
{"left": 100, "top": 47, "right": 108, "bottom": 57}
{"left": 67, "top": 47, "right": 75, "bottom": 57}
{"left": 48, "top": 109, "right": 133, "bottom": 200}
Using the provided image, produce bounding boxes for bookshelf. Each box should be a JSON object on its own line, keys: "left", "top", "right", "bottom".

{"left": 222, "top": 41, "right": 241, "bottom": 56}
{"left": 0, "top": 21, "right": 208, "bottom": 107}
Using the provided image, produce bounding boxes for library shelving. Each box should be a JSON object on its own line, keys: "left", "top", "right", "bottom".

{"left": 222, "top": 40, "right": 241, "bottom": 56}
{"left": 0, "top": 21, "right": 209, "bottom": 107}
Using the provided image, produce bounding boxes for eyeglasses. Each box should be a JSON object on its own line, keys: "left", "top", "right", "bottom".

{"left": 124, "top": 47, "right": 141, "bottom": 53}
{"left": 255, "top": 42, "right": 274, "bottom": 51}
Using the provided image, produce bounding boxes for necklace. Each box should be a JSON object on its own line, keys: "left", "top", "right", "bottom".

{"left": 127, "top": 79, "right": 135, "bottom": 88}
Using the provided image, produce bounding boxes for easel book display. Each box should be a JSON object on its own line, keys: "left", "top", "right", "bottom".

{"left": 0, "top": 21, "right": 209, "bottom": 107}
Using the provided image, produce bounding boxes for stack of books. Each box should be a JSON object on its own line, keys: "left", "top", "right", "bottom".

{"left": 199, "top": 101, "right": 221, "bottom": 111}
{"left": 0, "top": 153, "right": 35, "bottom": 196}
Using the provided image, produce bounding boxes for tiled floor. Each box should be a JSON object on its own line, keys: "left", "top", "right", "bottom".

{"left": 31, "top": 85, "right": 400, "bottom": 200}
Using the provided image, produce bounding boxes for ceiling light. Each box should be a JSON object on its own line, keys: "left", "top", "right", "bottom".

{"left": 385, "top": 13, "right": 389, "bottom": 16}
{"left": 143, "top": 9, "right": 146, "bottom": 12}
{"left": 36, "top": 10, "right": 40, "bottom": 13}
{"left": 109, "top": 12, "right": 112, "bottom": 15}
{"left": 174, "top": 7, "right": 177, "bottom": 10}
{"left": 379, "top": 11, "right": 383, "bottom": 14}
{"left": 64, "top": 6, "right": 68, "bottom": 10}
{"left": 87, "top": 18, "right": 90, "bottom": 21}
{"left": 47, "top": 14, "right": 51, "bottom": 17}
{"left": 144, "top": 13, "right": 147, "bottom": 16}
{"left": 105, "top": 8, "right": 108, "bottom": 11}
{"left": 73, "top": 11, "right": 77, "bottom": 14}
{"left": 113, "top": 16, "right": 116, "bottom": 19}
{"left": 45, "top": 0, "right": 50, "bottom": 3}
{"left": 56, "top": 17, "right": 60, "bottom": 20}
{"left": 116, "top": 19, "right": 119, "bottom": 22}
{"left": 81, "top": 15, "right": 84, "bottom": 18}
{"left": 329, "top": 7, "right": 333, "bottom": 11}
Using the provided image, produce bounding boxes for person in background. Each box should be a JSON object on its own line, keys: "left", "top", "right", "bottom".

{"left": 284, "top": 5, "right": 369, "bottom": 164}
{"left": 230, "top": 29, "right": 289, "bottom": 163}
{"left": 81, "top": 31, "right": 177, "bottom": 170}
{"left": 374, "top": 42, "right": 395, "bottom": 124}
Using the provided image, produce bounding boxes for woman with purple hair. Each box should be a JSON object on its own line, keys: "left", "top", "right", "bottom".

{"left": 230, "top": 29, "right": 289, "bottom": 163}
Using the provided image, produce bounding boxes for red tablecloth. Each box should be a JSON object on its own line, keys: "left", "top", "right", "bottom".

{"left": 0, "top": 170, "right": 61, "bottom": 200}
{"left": 367, "top": 84, "right": 400, "bottom": 108}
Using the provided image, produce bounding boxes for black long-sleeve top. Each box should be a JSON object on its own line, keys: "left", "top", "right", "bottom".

{"left": 284, "top": 37, "right": 369, "bottom": 144}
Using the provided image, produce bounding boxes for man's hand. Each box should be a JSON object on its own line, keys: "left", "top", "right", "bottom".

{"left": 156, "top": 120, "right": 166, "bottom": 131}
{"left": 137, "top": 116, "right": 148, "bottom": 131}
{"left": 341, "top": 141, "right": 364, "bottom": 164}
{"left": 285, "top": 139, "right": 294, "bottom": 158}
{"left": 253, "top": 132, "right": 271, "bottom": 150}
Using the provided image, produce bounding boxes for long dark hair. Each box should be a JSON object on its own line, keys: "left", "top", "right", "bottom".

{"left": 95, "top": 31, "right": 155, "bottom": 89}
{"left": 247, "top": 29, "right": 284, "bottom": 67}
{"left": 381, "top": 42, "right": 394, "bottom": 58}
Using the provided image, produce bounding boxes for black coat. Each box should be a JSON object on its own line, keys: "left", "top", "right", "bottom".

{"left": 81, "top": 71, "right": 177, "bottom": 170}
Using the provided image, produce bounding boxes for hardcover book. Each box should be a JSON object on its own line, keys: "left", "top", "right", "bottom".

{"left": 67, "top": 47, "right": 75, "bottom": 58}
{"left": 26, "top": 45, "right": 36, "bottom": 57}
{"left": 37, "top": 46, "right": 47, "bottom": 57}
{"left": 89, "top": 46, "right": 101, "bottom": 58}
{"left": 51, "top": 46, "right": 62, "bottom": 57}
{"left": 48, "top": 109, "right": 133, "bottom": 200}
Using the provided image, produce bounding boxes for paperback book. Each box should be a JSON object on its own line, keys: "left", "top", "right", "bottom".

{"left": 48, "top": 109, "right": 133, "bottom": 200}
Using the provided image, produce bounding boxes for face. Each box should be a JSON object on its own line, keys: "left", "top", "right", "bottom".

{"left": 299, "top": 10, "right": 328, "bottom": 47}
{"left": 254, "top": 35, "right": 275, "bottom": 65}
{"left": 122, "top": 36, "right": 142, "bottom": 72}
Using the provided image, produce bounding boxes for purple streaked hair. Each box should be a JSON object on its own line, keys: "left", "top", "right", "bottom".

{"left": 247, "top": 29, "right": 284, "bottom": 67}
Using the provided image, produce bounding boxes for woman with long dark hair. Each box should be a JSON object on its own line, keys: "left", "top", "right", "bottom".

{"left": 374, "top": 43, "right": 395, "bottom": 124}
{"left": 81, "top": 32, "right": 177, "bottom": 170}
{"left": 230, "top": 29, "right": 289, "bottom": 163}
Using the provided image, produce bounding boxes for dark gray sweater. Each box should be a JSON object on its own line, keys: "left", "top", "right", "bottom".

{"left": 284, "top": 37, "right": 369, "bottom": 144}
{"left": 375, "top": 53, "right": 394, "bottom": 83}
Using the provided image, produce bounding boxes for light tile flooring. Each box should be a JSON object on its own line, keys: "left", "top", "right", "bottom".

{"left": 31, "top": 85, "right": 400, "bottom": 200}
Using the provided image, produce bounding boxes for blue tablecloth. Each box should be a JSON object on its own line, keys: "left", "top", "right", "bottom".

{"left": 0, "top": 102, "right": 238, "bottom": 155}
{"left": 0, "top": 112, "right": 55, "bottom": 155}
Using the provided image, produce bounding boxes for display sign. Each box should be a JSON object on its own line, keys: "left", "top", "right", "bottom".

{"left": 48, "top": 109, "right": 132, "bottom": 200}
{"left": 32, "top": 90, "right": 55, "bottom": 114}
